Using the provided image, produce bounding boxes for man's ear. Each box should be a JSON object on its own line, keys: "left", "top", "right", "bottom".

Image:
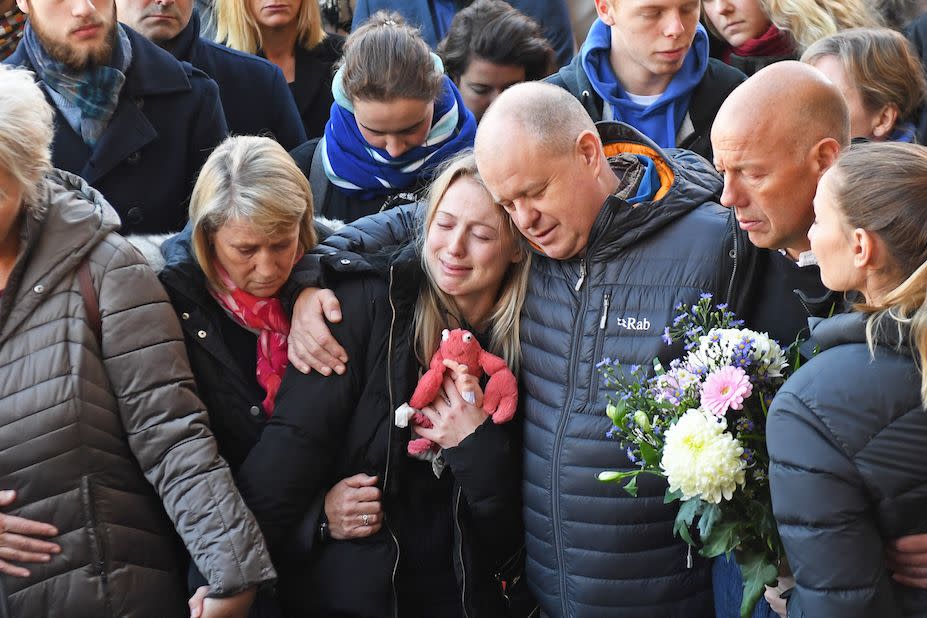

{"left": 594, "top": 0, "right": 616, "bottom": 25}
{"left": 16, "top": 0, "right": 28, "bottom": 14}
{"left": 870, "top": 104, "right": 900, "bottom": 140}
{"left": 576, "top": 129, "right": 603, "bottom": 172}
{"left": 811, "top": 137, "right": 841, "bottom": 177}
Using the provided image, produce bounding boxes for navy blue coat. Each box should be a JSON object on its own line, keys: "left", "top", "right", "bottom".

{"left": 351, "top": 0, "right": 574, "bottom": 69}
{"left": 169, "top": 11, "right": 307, "bottom": 151}
{"left": 5, "top": 26, "right": 228, "bottom": 235}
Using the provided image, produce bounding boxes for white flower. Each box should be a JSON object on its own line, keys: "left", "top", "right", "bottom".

{"left": 660, "top": 408, "right": 746, "bottom": 504}
{"left": 686, "top": 328, "right": 787, "bottom": 379}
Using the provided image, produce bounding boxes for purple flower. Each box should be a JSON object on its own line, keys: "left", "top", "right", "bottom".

{"left": 662, "top": 326, "right": 673, "bottom": 345}
{"left": 626, "top": 447, "right": 638, "bottom": 464}
{"left": 700, "top": 293, "right": 713, "bottom": 300}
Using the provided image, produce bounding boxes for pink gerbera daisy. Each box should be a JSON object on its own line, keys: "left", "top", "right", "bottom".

{"left": 701, "top": 366, "right": 753, "bottom": 417}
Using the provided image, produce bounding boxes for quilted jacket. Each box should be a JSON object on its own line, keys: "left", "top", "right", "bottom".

{"left": 0, "top": 170, "right": 275, "bottom": 618}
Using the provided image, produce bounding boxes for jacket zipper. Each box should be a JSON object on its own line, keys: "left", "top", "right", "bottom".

{"left": 454, "top": 486, "right": 470, "bottom": 618}
{"left": 385, "top": 266, "right": 401, "bottom": 618}
{"left": 725, "top": 214, "right": 739, "bottom": 307}
{"left": 554, "top": 255, "right": 593, "bottom": 617}
{"left": 599, "top": 293, "right": 610, "bottom": 330}
{"left": 574, "top": 260, "right": 587, "bottom": 292}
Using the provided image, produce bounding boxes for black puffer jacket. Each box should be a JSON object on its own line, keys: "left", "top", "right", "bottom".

{"left": 768, "top": 312, "right": 927, "bottom": 617}
{"left": 547, "top": 53, "right": 745, "bottom": 160}
{"left": 294, "top": 123, "right": 745, "bottom": 617}
{"left": 236, "top": 246, "right": 529, "bottom": 617}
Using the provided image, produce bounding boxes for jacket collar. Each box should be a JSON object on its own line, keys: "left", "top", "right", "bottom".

{"left": 167, "top": 9, "right": 201, "bottom": 63}
{"left": 809, "top": 310, "right": 911, "bottom": 354}
{"left": 581, "top": 121, "right": 722, "bottom": 260}
{"left": 0, "top": 170, "right": 119, "bottom": 343}
{"left": 9, "top": 27, "right": 194, "bottom": 183}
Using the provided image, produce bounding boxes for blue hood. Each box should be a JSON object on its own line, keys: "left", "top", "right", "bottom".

{"left": 580, "top": 19, "right": 709, "bottom": 148}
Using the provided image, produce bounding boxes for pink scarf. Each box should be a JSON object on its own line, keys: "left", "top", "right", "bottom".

{"left": 209, "top": 266, "right": 291, "bottom": 416}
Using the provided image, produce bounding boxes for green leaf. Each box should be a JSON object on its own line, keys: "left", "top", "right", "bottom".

{"left": 664, "top": 487, "right": 683, "bottom": 504}
{"left": 673, "top": 498, "right": 701, "bottom": 546}
{"left": 737, "top": 550, "right": 779, "bottom": 618}
{"left": 699, "top": 522, "right": 741, "bottom": 558}
{"left": 623, "top": 475, "right": 638, "bottom": 497}
{"left": 640, "top": 442, "right": 659, "bottom": 467}
{"left": 697, "top": 502, "right": 721, "bottom": 541}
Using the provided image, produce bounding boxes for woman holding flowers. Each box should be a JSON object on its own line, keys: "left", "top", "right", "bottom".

{"left": 767, "top": 142, "right": 927, "bottom": 617}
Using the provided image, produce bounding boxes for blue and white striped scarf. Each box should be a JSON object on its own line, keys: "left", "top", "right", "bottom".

{"left": 320, "top": 56, "right": 476, "bottom": 200}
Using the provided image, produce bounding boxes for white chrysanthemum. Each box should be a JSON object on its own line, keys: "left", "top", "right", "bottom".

{"left": 660, "top": 408, "right": 746, "bottom": 504}
{"left": 687, "top": 328, "right": 787, "bottom": 378}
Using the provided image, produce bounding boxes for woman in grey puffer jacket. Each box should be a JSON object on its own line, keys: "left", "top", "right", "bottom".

{"left": 767, "top": 142, "right": 927, "bottom": 618}
{"left": 0, "top": 66, "right": 275, "bottom": 617}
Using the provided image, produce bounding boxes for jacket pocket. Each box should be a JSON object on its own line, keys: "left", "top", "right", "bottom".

{"left": 80, "top": 475, "right": 113, "bottom": 618}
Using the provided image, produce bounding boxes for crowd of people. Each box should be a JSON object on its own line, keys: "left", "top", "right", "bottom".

{"left": 2, "top": 1, "right": 927, "bottom": 617}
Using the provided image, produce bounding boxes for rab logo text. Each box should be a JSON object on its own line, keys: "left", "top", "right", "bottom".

{"left": 616, "top": 317, "right": 651, "bottom": 331}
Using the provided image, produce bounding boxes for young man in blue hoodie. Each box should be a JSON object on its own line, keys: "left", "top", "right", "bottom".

{"left": 548, "top": 0, "right": 745, "bottom": 160}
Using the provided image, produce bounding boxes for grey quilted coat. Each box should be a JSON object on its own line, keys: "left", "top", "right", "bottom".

{"left": 0, "top": 170, "right": 275, "bottom": 618}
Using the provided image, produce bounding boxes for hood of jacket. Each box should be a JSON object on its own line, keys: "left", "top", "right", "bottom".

{"left": 584, "top": 121, "right": 723, "bottom": 261}
{"left": 0, "top": 169, "right": 119, "bottom": 339}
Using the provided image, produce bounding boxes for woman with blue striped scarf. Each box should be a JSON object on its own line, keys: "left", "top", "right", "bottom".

{"left": 291, "top": 11, "right": 477, "bottom": 223}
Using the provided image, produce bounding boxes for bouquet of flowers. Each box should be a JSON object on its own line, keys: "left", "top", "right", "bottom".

{"left": 597, "top": 295, "right": 795, "bottom": 618}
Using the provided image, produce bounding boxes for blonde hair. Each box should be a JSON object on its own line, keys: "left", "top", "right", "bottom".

{"left": 339, "top": 11, "right": 443, "bottom": 102}
{"left": 0, "top": 65, "right": 54, "bottom": 214}
{"left": 802, "top": 28, "right": 925, "bottom": 124}
{"left": 760, "top": 0, "right": 881, "bottom": 52}
{"left": 413, "top": 151, "right": 531, "bottom": 372}
{"left": 216, "top": 0, "right": 326, "bottom": 55}
{"left": 829, "top": 142, "right": 927, "bottom": 408}
{"left": 189, "top": 135, "right": 316, "bottom": 292}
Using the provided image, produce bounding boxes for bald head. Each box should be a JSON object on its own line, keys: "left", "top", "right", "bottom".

{"left": 711, "top": 62, "right": 848, "bottom": 258}
{"left": 713, "top": 61, "right": 850, "bottom": 153}
{"left": 476, "top": 82, "right": 597, "bottom": 158}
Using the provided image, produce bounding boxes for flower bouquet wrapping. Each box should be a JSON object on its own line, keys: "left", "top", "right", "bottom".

{"left": 597, "top": 295, "right": 795, "bottom": 618}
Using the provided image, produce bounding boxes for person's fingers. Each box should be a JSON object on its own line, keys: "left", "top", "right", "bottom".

{"left": 318, "top": 289, "right": 344, "bottom": 326}
{"left": 887, "top": 548, "right": 927, "bottom": 567}
{"left": 350, "top": 521, "right": 381, "bottom": 538}
{"left": 188, "top": 586, "right": 210, "bottom": 618}
{"left": 0, "top": 490, "right": 16, "bottom": 507}
{"left": 0, "top": 558, "right": 31, "bottom": 578}
{"left": 414, "top": 424, "right": 441, "bottom": 444}
{"left": 418, "top": 406, "right": 441, "bottom": 426}
{"left": 350, "top": 486, "right": 382, "bottom": 504}
{"left": 0, "top": 513, "right": 58, "bottom": 538}
{"left": 890, "top": 534, "right": 927, "bottom": 553}
{"left": 0, "top": 532, "right": 60, "bottom": 557}
{"left": 442, "top": 359, "right": 468, "bottom": 374}
{"left": 343, "top": 473, "right": 378, "bottom": 488}
{"left": 442, "top": 375, "right": 464, "bottom": 405}
{"left": 892, "top": 573, "right": 927, "bottom": 589}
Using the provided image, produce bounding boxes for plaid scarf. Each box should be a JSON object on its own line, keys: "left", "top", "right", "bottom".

{"left": 21, "top": 22, "right": 131, "bottom": 148}
{"left": 0, "top": 5, "right": 25, "bottom": 60}
{"left": 208, "top": 265, "right": 292, "bottom": 416}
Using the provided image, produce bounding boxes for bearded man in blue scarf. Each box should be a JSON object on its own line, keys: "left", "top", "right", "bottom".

{"left": 549, "top": 0, "right": 746, "bottom": 160}
{"left": 5, "top": 0, "right": 228, "bottom": 234}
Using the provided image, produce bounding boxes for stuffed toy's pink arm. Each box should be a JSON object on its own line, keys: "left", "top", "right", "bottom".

{"left": 479, "top": 350, "right": 518, "bottom": 424}
{"left": 408, "top": 350, "right": 447, "bottom": 409}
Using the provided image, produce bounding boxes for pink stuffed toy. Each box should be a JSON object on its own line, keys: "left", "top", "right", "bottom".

{"left": 395, "top": 328, "right": 518, "bottom": 457}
